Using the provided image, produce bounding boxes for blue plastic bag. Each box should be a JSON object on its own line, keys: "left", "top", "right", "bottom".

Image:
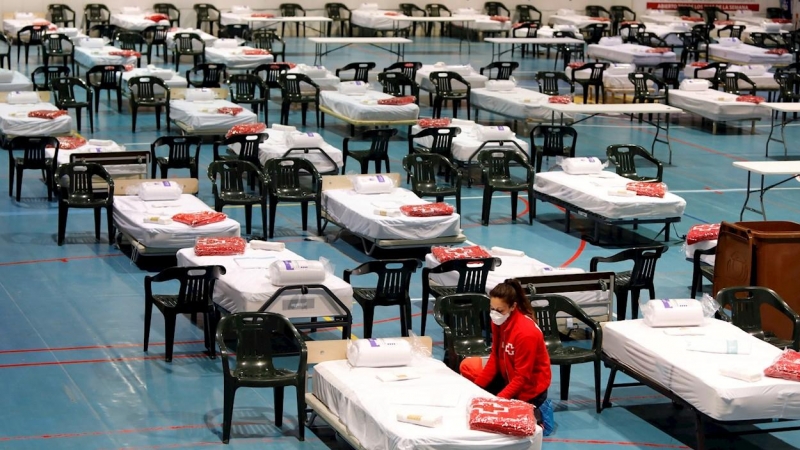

{"left": 539, "top": 399, "right": 556, "bottom": 436}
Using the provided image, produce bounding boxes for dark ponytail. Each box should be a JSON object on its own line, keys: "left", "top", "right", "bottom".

{"left": 488, "top": 278, "right": 535, "bottom": 319}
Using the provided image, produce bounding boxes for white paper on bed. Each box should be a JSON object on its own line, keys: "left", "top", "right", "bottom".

{"left": 642, "top": 299, "right": 705, "bottom": 327}
{"left": 560, "top": 157, "right": 604, "bottom": 175}
{"left": 313, "top": 358, "right": 542, "bottom": 450}
{"left": 412, "top": 120, "right": 530, "bottom": 163}
{"left": 352, "top": 174, "right": 396, "bottom": 194}
{"left": 320, "top": 90, "right": 420, "bottom": 122}
{"left": 347, "top": 338, "right": 413, "bottom": 367}
{"left": 269, "top": 260, "right": 327, "bottom": 286}
{"left": 396, "top": 412, "right": 443, "bottom": 428}
{"left": 138, "top": 180, "right": 183, "bottom": 201}
{"left": 534, "top": 171, "right": 687, "bottom": 220}
{"left": 177, "top": 247, "right": 354, "bottom": 315}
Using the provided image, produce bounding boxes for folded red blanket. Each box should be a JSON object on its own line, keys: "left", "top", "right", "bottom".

{"left": 400, "top": 202, "right": 454, "bottom": 217}
{"left": 687, "top": 223, "right": 720, "bottom": 245}
{"left": 592, "top": 17, "right": 611, "bottom": 22}
{"left": 765, "top": 350, "right": 800, "bottom": 382}
{"left": 109, "top": 50, "right": 142, "bottom": 58}
{"left": 28, "top": 110, "right": 68, "bottom": 120}
{"left": 736, "top": 95, "right": 766, "bottom": 104}
{"left": 714, "top": 20, "right": 734, "bottom": 26}
{"left": 377, "top": 95, "right": 416, "bottom": 105}
{"left": 172, "top": 211, "right": 228, "bottom": 227}
{"left": 626, "top": 181, "right": 667, "bottom": 198}
{"left": 491, "top": 15, "right": 510, "bottom": 22}
{"left": 32, "top": 19, "right": 52, "bottom": 26}
{"left": 469, "top": 397, "right": 537, "bottom": 437}
{"left": 646, "top": 47, "right": 671, "bottom": 54}
{"left": 568, "top": 62, "right": 585, "bottom": 69}
{"left": 145, "top": 14, "right": 170, "bottom": 22}
{"left": 681, "top": 16, "right": 704, "bottom": 22}
{"left": 548, "top": 95, "right": 572, "bottom": 104}
{"left": 226, "top": 122, "right": 267, "bottom": 138}
{"left": 123, "top": 64, "right": 134, "bottom": 72}
{"left": 243, "top": 48, "right": 270, "bottom": 55}
{"left": 690, "top": 61, "right": 709, "bottom": 67}
{"left": 620, "top": 20, "right": 640, "bottom": 26}
{"left": 55, "top": 136, "right": 87, "bottom": 150}
{"left": 418, "top": 117, "right": 451, "bottom": 128}
{"left": 194, "top": 236, "right": 247, "bottom": 256}
{"left": 251, "top": 13, "right": 275, "bottom": 18}
{"left": 766, "top": 48, "right": 789, "bottom": 55}
{"left": 217, "top": 107, "right": 244, "bottom": 116}
{"left": 384, "top": 11, "right": 399, "bottom": 16}
{"left": 771, "top": 18, "right": 791, "bottom": 23}
{"left": 432, "top": 245, "right": 491, "bottom": 263}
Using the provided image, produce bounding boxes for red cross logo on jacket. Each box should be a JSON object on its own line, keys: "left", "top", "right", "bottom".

{"left": 504, "top": 343, "right": 515, "bottom": 356}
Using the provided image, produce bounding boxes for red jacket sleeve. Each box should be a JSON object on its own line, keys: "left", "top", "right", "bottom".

{"left": 473, "top": 348, "right": 498, "bottom": 388}
{"left": 497, "top": 335, "right": 537, "bottom": 399}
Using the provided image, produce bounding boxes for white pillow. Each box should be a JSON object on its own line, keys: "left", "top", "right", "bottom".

{"left": 729, "top": 64, "right": 769, "bottom": 76}
{"left": 184, "top": 88, "right": 216, "bottom": 101}
{"left": 680, "top": 79, "right": 710, "bottom": 91}
{"left": 231, "top": 5, "right": 251, "bottom": 13}
{"left": 352, "top": 174, "right": 395, "bottom": 194}
{"left": 79, "top": 37, "right": 105, "bottom": 48}
{"left": 556, "top": 9, "right": 575, "bottom": 16}
{"left": 360, "top": 3, "right": 379, "bottom": 11}
{"left": 605, "top": 64, "right": 635, "bottom": 75}
{"left": 560, "top": 157, "right": 604, "bottom": 175}
{"left": 268, "top": 260, "right": 327, "bottom": 286}
{"left": 338, "top": 81, "right": 370, "bottom": 95}
{"left": 0, "top": 69, "right": 14, "bottom": 83}
{"left": 147, "top": 66, "right": 174, "bottom": 80}
{"left": 346, "top": 338, "right": 412, "bottom": 367}
{"left": 287, "top": 132, "right": 324, "bottom": 148}
{"left": 58, "top": 28, "right": 79, "bottom": 37}
{"left": 14, "top": 12, "right": 35, "bottom": 19}
{"left": 7, "top": 91, "right": 39, "bottom": 104}
{"left": 121, "top": 7, "right": 142, "bottom": 14}
{"left": 445, "top": 64, "right": 473, "bottom": 76}
{"left": 138, "top": 180, "right": 183, "bottom": 201}
{"left": 485, "top": 79, "right": 516, "bottom": 91}
{"left": 213, "top": 39, "right": 240, "bottom": 48}
{"left": 718, "top": 37, "right": 741, "bottom": 47}
{"left": 299, "top": 64, "right": 328, "bottom": 78}
{"left": 554, "top": 24, "right": 579, "bottom": 33}
{"left": 476, "top": 125, "right": 514, "bottom": 141}
{"left": 456, "top": 7, "right": 477, "bottom": 15}
{"left": 762, "top": 22, "right": 781, "bottom": 32}
{"left": 599, "top": 36, "right": 623, "bottom": 46}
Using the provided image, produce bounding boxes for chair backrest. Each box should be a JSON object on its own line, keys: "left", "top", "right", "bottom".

{"left": 147, "top": 265, "right": 225, "bottom": 307}
{"left": 84, "top": 4, "right": 110, "bottom": 21}
{"left": 403, "top": 152, "right": 453, "bottom": 188}
{"left": 345, "top": 259, "right": 420, "bottom": 303}
{"left": 43, "top": 33, "right": 71, "bottom": 52}
{"left": 221, "top": 23, "right": 250, "bottom": 39}
{"left": 209, "top": 159, "right": 262, "bottom": 195}
{"left": 431, "top": 257, "right": 501, "bottom": 294}
{"left": 434, "top": 293, "right": 491, "bottom": 350}
{"left": 516, "top": 5, "right": 542, "bottom": 23}
{"left": 10, "top": 136, "right": 59, "bottom": 167}
{"left": 378, "top": 72, "right": 417, "bottom": 97}
{"left": 264, "top": 157, "right": 319, "bottom": 191}
{"left": 51, "top": 77, "right": 88, "bottom": 104}
{"left": 154, "top": 3, "right": 180, "bottom": 20}
{"left": 48, "top": 4, "right": 75, "bottom": 23}
{"left": 479, "top": 148, "right": 528, "bottom": 181}
{"left": 89, "top": 24, "right": 117, "bottom": 40}
{"left": 216, "top": 312, "right": 306, "bottom": 373}
{"left": 115, "top": 30, "right": 144, "bottom": 50}
{"left": 513, "top": 21, "right": 538, "bottom": 38}
{"left": 430, "top": 71, "right": 469, "bottom": 93}
{"left": 152, "top": 135, "right": 201, "bottom": 166}
{"left": 400, "top": 3, "right": 424, "bottom": 15}
{"left": 719, "top": 24, "right": 746, "bottom": 39}
{"left": 254, "top": 62, "right": 290, "bottom": 88}
{"left": 412, "top": 126, "right": 460, "bottom": 158}
{"left": 535, "top": 71, "right": 573, "bottom": 95}
{"left": 606, "top": 144, "right": 662, "bottom": 181}
{"left": 721, "top": 71, "right": 755, "bottom": 95}
{"left": 326, "top": 3, "right": 350, "bottom": 19}
{"left": 484, "top": 1, "right": 509, "bottom": 16}
{"left": 677, "top": 6, "right": 702, "bottom": 17}
{"left": 610, "top": 5, "right": 635, "bottom": 21}
{"left": 530, "top": 125, "right": 577, "bottom": 172}
{"left": 280, "top": 3, "right": 305, "bottom": 16}
{"left": 582, "top": 62, "right": 607, "bottom": 81}
{"left": 224, "top": 133, "right": 268, "bottom": 165}
{"left": 619, "top": 22, "right": 644, "bottom": 42}
{"left": 128, "top": 76, "right": 168, "bottom": 101}
{"left": 655, "top": 62, "right": 682, "bottom": 89}
{"left": 86, "top": 65, "right": 122, "bottom": 88}
{"left": 188, "top": 63, "right": 227, "bottom": 88}
{"left": 703, "top": 5, "right": 728, "bottom": 22}
{"left": 250, "top": 29, "right": 282, "bottom": 51}
{"left": 337, "top": 62, "right": 376, "bottom": 83}
{"left": 774, "top": 72, "right": 800, "bottom": 102}
{"left": 279, "top": 73, "right": 319, "bottom": 99}
{"left": 628, "top": 72, "right": 666, "bottom": 97}
{"left": 229, "top": 73, "right": 263, "bottom": 101}
{"left": 32, "top": 65, "right": 71, "bottom": 90}
{"left": 581, "top": 23, "right": 607, "bottom": 44}
{"left": 143, "top": 25, "right": 170, "bottom": 43}
{"left": 426, "top": 4, "right": 451, "bottom": 17}
{"left": 384, "top": 61, "right": 423, "bottom": 80}
{"left": 19, "top": 25, "right": 47, "bottom": 43}
{"left": 56, "top": 161, "right": 112, "bottom": 198}
{"left": 585, "top": 5, "right": 609, "bottom": 17}
{"left": 194, "top": 3, "right": 220, "bottom": 20}
{"left": 360, "top": 128, "right": 398, "bottom": 157}
{"left": 625, "top": 245, "right": 667, "bottom": 287}
{"left": 717, "top": 286, "right": 798, "bottom": 343}
{"left": 480, "top": 61, "right": 518, "bottom": 80}
{"left": 174, "top": 32, "right": 203, "bottom": 52}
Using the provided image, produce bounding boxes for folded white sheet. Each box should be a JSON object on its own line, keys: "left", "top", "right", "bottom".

{"left": 396, "top": 412, "right": 443, "bottom": 428}
{"left": 249, "top": 241, "right": 286, "bottom": 251}
{"left": 687, "top": 338, "right": 753, "bottom": 355}
{"left": 719, "top": 364, "right": 764, "bottom": 382}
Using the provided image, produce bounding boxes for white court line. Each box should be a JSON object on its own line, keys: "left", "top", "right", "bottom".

{"left": 457, "top": 186, "right": 800, "bottom": 201}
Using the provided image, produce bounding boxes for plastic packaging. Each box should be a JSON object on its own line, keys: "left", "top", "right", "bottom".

{"left": 194, "top": 236, "right": 246, "bottom": 256}
{"left": 560, "top": 156, "right": 604, "bottom": 175}
{"left": 173, "top": 211, "right": 228, "bottom": 227}
{"left": 475, "top": 125, "right": 514, "bottom": 141}
{"left": 7, "top": 91, "right": 39, "bottom": 104}
{"left": 680, "top": 79, "right": 710, "bottom": 91}
{"left": 184, "top": 88, "right": 216, "bottom": 102}
{"left": 287, "top": 132, "right": 323, "bottom": 148}
{"left": 352, "top": 175, "right": 395, "bottom": 194}
{"left": 764, "top": 349, "right": 800, "bottom": 382}
{"left": 268, "top": 260, "right": 327, "bottom": 286}
{"left": 346, "top": 338, "right": 412, "bottom": 367}
{"left": 431, "top": 245, "right": 492, "bottom": 263}
{"left": 642, "top": 299, "right": 705, "bottom": 327}
{"left": 138, "top": 180, "right": 183, "bottom": 201}
{"left": 686, "top": 338, "right": 752, "bottom": 354}
{"left": 399, "top": 203, "right": 454, "bottom": 217}
{"left": 468, "top": 397, "right": 537, "bottom": 436}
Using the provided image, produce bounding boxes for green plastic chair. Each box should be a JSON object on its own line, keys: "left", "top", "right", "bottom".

{"left": 216, "top": 312, "right": 307, "bottom": 443}
{"left": 478, "top": 148, "right": 535, "bottom": 226}
{"left": 55, "top": 161, "right": 114, "bottom": 246}
{"left": 716, "top": 287, "right": 800, "bottom": 351}
{"left": 402, "top": 153, "right": 462, "bottom": 214}
{"left": 433, "top": 293, "right": 491, "bottom": 370}
{"left": 605, "top": 144, "right": 664, "bottom": 183}
{"left": 208, "top": 159, "right": 268, "bottom": 236}
{"left": 264, "top": 157, "right": 322, "bottom": 238}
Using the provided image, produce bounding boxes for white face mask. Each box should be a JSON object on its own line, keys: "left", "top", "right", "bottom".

{"left": 490, "top": 310, "right": 510, "bottom": 326}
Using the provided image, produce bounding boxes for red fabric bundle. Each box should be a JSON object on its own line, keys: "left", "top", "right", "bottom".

{"left": 217, "top": 107, "right": 244, "bottom": 116}
{"left": 620, "top": 20, "right": 640, "bottom": 25}
{"left": 714, "top": 20, "right": 734, "bottom": 26}
{"left": 765, "top": 350, "right": 800, "bottom": 382}
{"left": 55, "top": 136, "right": 87, "bottom": 150}
{"left": 384, "top": 11, "right": 399, "bottom": 16}
{"left": 771, "top": 18, "right": 791, "bottom": 23}
{"left": 432, "top": 245, "right": 492, "bottom": 263}
{"left": 400, "top": 202, "right": 454, "bottom": 217}
{"left": 28, "top": 110, "right": 68, "bottom": 119}
{"left": 109, "top": 50, "right": 142, "bottom": 58}
{"left": 243, "top": 48, "right": 270, "bottom": 55}
{"left": 491, "top": 15, "right": 510, "bottom": 22}
{"left": 145, "top": 14, "right": 170, "bottom": 22}
{"left": 646, "top": 47, "right": 671, "bottom": 54}
{"left": 548, "top": 95, "right": 572, "bottom": 104}
{"left": 285, "top": 62, "right": 298, "bottom": 69}
{"left": 32, "top": 20, "right": 51, "bottom": 26}
{"left": 172, "top": 211, "right": 228, "bottom": 227}
{"left": 592, "top": 17, "right": 611, "bottom": 22}
{"left": 681, "top": 16, "right": 704, "bottom": 22}
{"left": 626, "top": 181, "right": 667, "bottom": 198}
{"left": 418, "top": 117, "right": 451, "bottom": 128}
{"left": 194, "top": 237, "right": 247, "bottom": 256}
{"left": 686, "top": 223, "right": 721, "bottom": 245}
{"left": 251, "top": 13, "right": 276, "bottom": 18}
{"left": 468, "top": 397, "right": 537, "bottom": 437}
{"left": 123, "top": 64, "right": 135, "bottom": 72}
{"left": 226, "top": 122, "right": 267, "bottom": 138}
{"left": 377, "top": 95, "right": 416, "bottom": 105}
{"left": 568, "top": 62, "right": 585, "bottom": 69}
{"left": 736, "top": 95, "right": 766, "bottom": 104}
{"left": 766, "top": 48, "right": 789, "bottom": 55}
{"left": 690, "top": 61, "right": 709, "bottom": 67}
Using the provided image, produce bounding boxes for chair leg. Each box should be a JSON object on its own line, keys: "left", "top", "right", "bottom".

{"left": 315, "top": 201, "right": 322, "bottom": 236}
{"left": 221, "top": 382, "right": 237, "bottom": 443}
{"left": 243, "top": 204, "right": 252, "bottom": 234}
{"left": 164, "top": 312, "right": 177, "bottom": 362}
{"left": 594, "top": 358, "right": 602, "bottom": 414}
{"left": 274, "top": 386, "right": 285, "bottom": 427}
{"left": 510, "top": 191, "right": 518, "bottom": 222}
{"left": 143, "top": 299, "right": 153, "bottom": 352}
{"left": 8, "top": 160, "right": 14, "bottom": 198}
{"left": 616, "top": 289, "right": 629, "bottom": 320}
{"left": 269, "top": 197, "right": 278, "bottom": 238}
{"left": 15, "top": 167, "right": 23, "bottom": 202}
{"left": 362, "top": 303, "right": 375, "bottom": 338}
{"left": 300, "top": 201, "right": 308, "bottom": 231}
{"left": 559, "top": 364, "right": 571, "bottom": 400}
{"left": 630, "top": 289, "right": 642, "bottom": 320}
{"left": 94, "top": 207, "right": 101, "bottom": 241}
{"left": 296, "top": 385, "right": 306, "bottom": 441}
{"left": 58, "top": 203, "right": 68, "bottom": 245}
{"left": 301, "top": 103, "right": 308, "bottom": 126}
{"left": 481, "top": 187, "right": 492, "bottom": 226}
{"left": 131, "top": 106, "right": 138, "bottom": 132}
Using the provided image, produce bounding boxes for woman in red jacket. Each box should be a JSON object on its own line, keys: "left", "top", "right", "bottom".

{"left": 461, "top": 279, "right": 552, "bottom": 408}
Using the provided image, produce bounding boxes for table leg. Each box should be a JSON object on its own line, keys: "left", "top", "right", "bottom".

{"left": 757, "top": 174, "right": 767, "bottom": 221}
{"left": 739, "top": 171, "right": 752, "bottom": 221}
{"left": 766, "top": 111, "right": 777, "bottom": 157}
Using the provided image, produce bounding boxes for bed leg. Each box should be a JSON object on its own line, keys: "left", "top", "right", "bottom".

{"left": 601, "top": 366, "right": 617, "bottom": 410}
{"left": 695, "top": 410, "right": 707, "bottom": 450}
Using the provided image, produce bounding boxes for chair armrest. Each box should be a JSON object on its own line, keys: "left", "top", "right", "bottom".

{"left": 589, "top": 250, "right": 630, "bottom": 271}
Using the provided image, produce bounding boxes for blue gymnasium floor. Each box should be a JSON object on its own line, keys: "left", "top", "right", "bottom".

{"left": 0, "top": 31, "right": 799, "bottom": 450}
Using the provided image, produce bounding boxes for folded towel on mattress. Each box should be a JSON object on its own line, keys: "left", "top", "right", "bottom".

{"left": 687, "top": 338, "right": 752, "bottom": 354}
{"left": 399, "top": 202, "right": 454, "bottom": 217}
{"left": 287, "top": 132, "right": 323, "bottom": 148}
{"left": 646, "top": 47, "right": 672, "bottom": 54}
{"left": 626, "top": 181, "right": 667, "bottom": 198}
{"left": 172, "top": 211, "right": 228, "bottom": 227}
{"left": 643, "top": 299, "right": 705, "bottom": 327}
{"left": 764, "top": 350, "right": 800, "bottom": 382}
{"left": 269, "top": 260, "right": 327, "bottom": 285}
{"left": 432, "top": 245, "right": 492, "bottom": 263}
{"left": 7, "top": 91, "right": 40, "bottom": 104}
{"left": 736, "top": 95, "right": 766, "bottom": 104}
{"left": 243, "top": 48, "right": 270, "bottom": 55}
{"left": 194, "top": 236, "right": 246, "bottom": 256}
{"left": 766, "top": 48, "right": 789, "bottom": 55}
{"left": 396, "top": 412, "right": 443, "bottom": 428}
{"left": 226, "top": 123, "right": 267, "bottom": 138}
{"left": 28, "top": 110, "right": 68, "bottom": 119}
{"left": 720, "top": 364, "right": 763, "bottom": 382}
{"left": 681, "top": 16, "right": 704, "bottom": 22}
{"left": 352, "top": 174, "right": 395, "bottom": 194}
{"left": 687, "top": 223, "right": 721, "bottom": 245}
{"left": 469, "top": 397, "right": 537, "bottom": 437}
{"left": 486, "top": 79, "right": 516, "bottom": 91}
{"left": 251, "top": 12, "right": 275, "bottom": 18}
{"left": 145, "top": 14, "right": 170, "bottom": 22}
{"left": 490, "top": 15, "right": 510, "bottom": 22}
{"left": 108, "top": 50, "right": 141, "bottom": 58}
{"left": 249, "top": 240, "right": 285, "bottom": 251}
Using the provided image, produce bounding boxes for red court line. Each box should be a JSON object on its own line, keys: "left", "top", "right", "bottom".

{"left": 560, "top": 239, "right": 587, "bottom": 267}
{"left": 0, "top": 340, "right": 205, "bottom": 355}
{"left": 543, "top": 438, "right": 689, "bottom": 448}
{"left": 0, "top": 353, "right": 205, "bottom": 369}
{"left": 113, "top": 437, "right": 320, "bottom": 450}
{"left": 0, "top": 253, "right": 122, "bottom": 267}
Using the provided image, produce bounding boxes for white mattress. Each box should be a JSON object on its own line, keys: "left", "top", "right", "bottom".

{"left": 2, "top": 19, "right": 47, "bottom": 36}
{"left": 636, "top": 23, "right": 687, "bottom": 46}
{"left": 322, "top": 187, "right": 461, "bottom": 240}
{"left": 0, "top": 102, "right": 73, "bottom": 136}
{"left": 425, "top": 253, "right": 609, "bottom": 319}
{"left": 229, "top": 127, "right": 343, "bottom": 172}
{"left": 711, "top": 25, "right": 788, "bottom": 43}
{"left": 113, "top": 195, "right": 241, "bottom": 248}
{"left": 121, "top": 68, "right": 187, "bottom": 99}
{"left": 219, "top": 12, "right": 278, "bottom": 28}
{"left": 452, "top": 13, "right": 512, "bottom": 31}
{"left": 320, "top": 90, "right": 420, "bottom": 122}
{"left": 415, "top": 65, "right": 488, "bottom": 92}
{"left": 684, "top": 239, "right": 717, "bottom": 266}
{"left": 165, "top": 28, "right": 218, "bottom": 49}
{"left": 471, "top": 88, "right": 557, "bottom": 121}
{"left": 44, "top": 141, "right": 145, "bottom": 176}
{"left": 176, "top": 247, "right": 353, "bottom": 315}
{"left": 74, "top": 46, "right": 138, "bottom": 69}
{"left": 288, "top": 67, "right": 341, "bottom": 91}
{"left": 411, "top": 119, "right": 528, "bottom": 163}
{"left": 587, "top": 44, "right": 677, "bottom": 65}
{"left": 730, "top": 15, "right": 794, "bottom": 31}
{"left": 313, "top": 357, "right": 542, "bottom": 450}
{"left": 682, "top": 65, "right": 779, "bottom": 90}
{"left": 603, "top": 318, "right": 800, "bottom": 422}
{"left": 709, "top": 43, "right": 793, "bottom": 65}
{"left": 0, "top": 72, "right": 33, "bottom": 92}
{"left": 668, "top": 90, "right": 767, "bottom": 121}
{"left": 109, "top": 13, "right": 170, "bottom": 31}
{"left": 549, "top": 14, "right": 609, "bottom": 29}
{"left": 639, "top": 14, "right": 700, "bottom": 26}
{"left": 534, "top": 171, "right": 686, "bottom": 220}
{"left": 351, "top": 10, "right": 409, "bottom": 30}
{"left": 170, "top": 99, "right": 257, "bottom": 131}
{"left": 566, "top": 65, "right": 638, "bottom": 90}
{"left": 204, "top": 47, "right": 274, "bottom": 70}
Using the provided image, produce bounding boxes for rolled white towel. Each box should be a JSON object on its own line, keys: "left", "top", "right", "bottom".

{"left": 272, "top": 124, "right": 297, "bottom": 132}
{"left": 87, "top": 139, "right": 115, "bottom": 147}
{"left": 763, "top": 22, "right": 781, "bottom": 33}
{"left": 148, "top": 67, "right": 174, "bottom": 80}
{"left": 538, "top": 266, "right": 585, "bottom": 276}
{"left": 231, "top": 5, "right": 252, "bottom": 13}
{"left": 687, "top": 338, "right": 752, "bottom": 355}
{"left": 560, "top": 157, "right": 604, "bottom": 175}
{"left": 268, "top": 260, "right": 327, "bottom": 286}
{"left": 719, "top": 364, "right": 763, "bottom": 382}
{"left": 396, "top": 412, "right": 443, "bottom": 428}
{"left": 486, "top": 79, "right": 516, "bottom": 91}
{"left": 184, "top": 88, "right": 216, "bottom": 101}
{"left": 554, "top": 24, "right": 579, "bottom": 33}
{"left": 347, "top": 338, "right": 412, "bottom": 367}
{"left": 718, "top": 37, "right": 742, "bottom": 47}
{"left": 287, "top": 132, "right": 324, "bottom": 148}
{"left": 249, "top": 240, "right": 286, "bottom": 251}
{"left": 643, "top": 299, "right": 705, "bottom": 327}
{"left": 58, "top": 27, "right": 79, "bottom": 37}
{"left": 353, "top": 174, "right": 395, "bottom": 194}
{"left": 476, "top": 125, "right": 514, "bottom": 141}
{"left": 138, "top": 180, "right": 183, "bottom": 201}
{"left": 122, "top": 6, "right": 142, "bottom": 14}
{"left": 7, "top": 91, "right": 40, "bottom": 104}
{"left": 79, "top": 37, "right": 105, "bottom": 48}
{"left": 599, "top": 36, "right": 623, "bottom": 46}
{"left": 490, "top": 246, "right": 525, "bottom": 257}
{"left": 680, "top": 79, "right": 710, "bottom": 91}
{"left": 360, "top": 3, "right": 380, "bottom": 11}
{"left": 0, "top": 69, "right": 14, "bottom": 83}
{"left": 338, "top": 81, "right": 370, "bottom": 95}
{"left": 214, "top": 39, "right": 241, "bottom": 48}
